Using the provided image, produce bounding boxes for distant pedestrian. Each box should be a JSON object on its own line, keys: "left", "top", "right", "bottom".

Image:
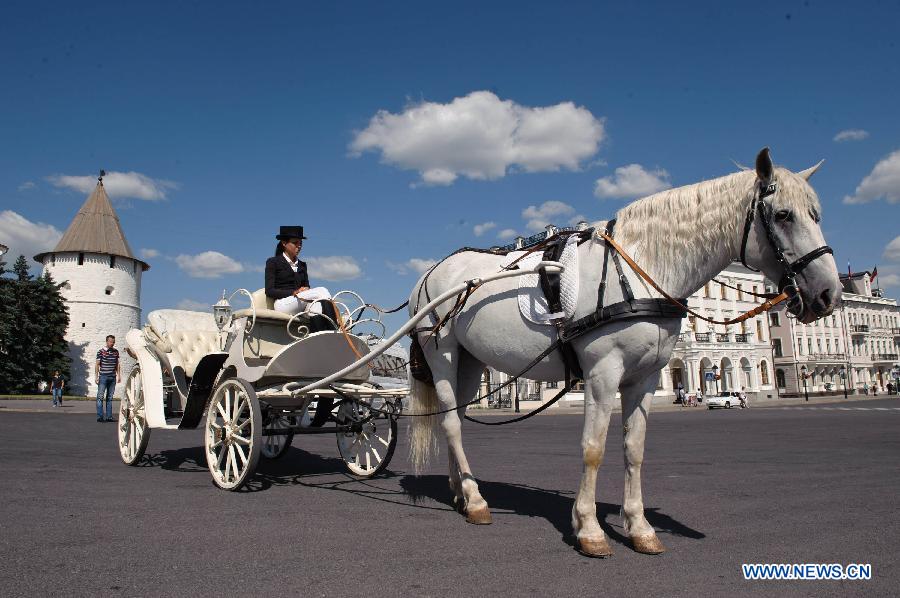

{"left": 95, "top": 335, "right": 121, "bottom": 422}
{"left": 863, "top": 382, "right": 869, "bottom": 395}
{"left": 739, "top": 386, "right": 748, "bottom": 409}
{"left": 696, "top": 389, "right": 703, "bottom": 404}
{"left": 49, "top": 370, "right": 65, "bottom": 407}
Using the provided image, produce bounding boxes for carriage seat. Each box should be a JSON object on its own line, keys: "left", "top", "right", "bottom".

{"left": 230, "top": 289, "right": 294, "bottom": 323}
{"left": 145, "top": 309, "right": 222, "bottom": 378}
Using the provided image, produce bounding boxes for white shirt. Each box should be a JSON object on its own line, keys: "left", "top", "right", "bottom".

{"left": 283, "top": 252, "right": 298, "bottom": 273}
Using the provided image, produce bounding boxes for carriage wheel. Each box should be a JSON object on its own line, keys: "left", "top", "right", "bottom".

{"left": 335, "top": 400, "right": 398, "bottom": 478}
{"left": 118, "top": 366, "right": 150, "bottom": 465}
{"left": 260, "top": 413, "right": 295, "bottom": 459}
{"left": 204, "top": 378, "right": 261, "bottom": 491}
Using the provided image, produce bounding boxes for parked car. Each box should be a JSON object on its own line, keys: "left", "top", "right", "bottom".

{"left": 707, "top": 391, "right": 740, "bottom": 409}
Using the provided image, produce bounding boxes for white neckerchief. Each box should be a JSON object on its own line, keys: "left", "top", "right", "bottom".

{"left": 283, "top": 252, "right": 298, "bottom": 273}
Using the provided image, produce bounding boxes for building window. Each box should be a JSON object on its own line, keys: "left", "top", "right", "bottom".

{"left": 737, "top": 284, "right": 743, "bottom": 300}
{"left": 756, "top": 320, "right": 763, "bottom": 341}
{"left": 110, "top": 255, "right": 116, "bottom": 268}
{"left": 760, "top": 361, "right": 770, "bottom": 385}
{"left": 78, "top": 253, "right": 84, "bottom": 265}
{"left": 770, "top": 313, "right": 780, "bottom": 327}
{"left": 704, "top": 283, "right": 711, "bottom": 298}
{"left": 772, "top": 339, "right": 783, "bottom": 357}
{"left": 776, "top": 369, "right": 786, "bottom": 389}
{"left": 807, "top": 338, "right": 813, "bottom": 354}
{"left": 688, "top": 315, "right": 696, "bottom": 330}
{"left": 720, "top": 283, "right": 727, "bottom": 299}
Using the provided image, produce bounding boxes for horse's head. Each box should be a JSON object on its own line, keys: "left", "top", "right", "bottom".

{"left": 740, "top": 147, "right": 842, "bottom": 324}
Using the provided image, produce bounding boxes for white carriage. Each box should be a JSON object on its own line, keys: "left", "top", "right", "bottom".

{"left": 119, "top": 288, "right": 405, "bottom": 490}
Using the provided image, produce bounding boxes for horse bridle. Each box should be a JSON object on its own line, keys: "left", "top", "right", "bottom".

{"left": 739, "top": 180, "right": 834, "bottom": 315}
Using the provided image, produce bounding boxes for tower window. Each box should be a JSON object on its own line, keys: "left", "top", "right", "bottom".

{"left": 51, "top": 254, "right": 55, "bottom": 266}
{"left": 81, "top": 323, "right": 85, "bottom": 327}
{"left": 104, "top": 286, "right": 114, "bottom": 296}
{"left": 110, "top": 256, "right": 116, "bottom": 268}
{"left": 78, "top": 253, "right": 84, "bottom": 265}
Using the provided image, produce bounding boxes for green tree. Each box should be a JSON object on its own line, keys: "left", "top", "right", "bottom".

{"left": 0, "top": 255, "right": 70, "bottom": 394}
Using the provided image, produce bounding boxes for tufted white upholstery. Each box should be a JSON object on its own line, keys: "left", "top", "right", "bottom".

{"left": 146, "top": 309, "right": 221, "bottom": 377}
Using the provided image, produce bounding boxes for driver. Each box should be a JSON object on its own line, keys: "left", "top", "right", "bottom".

{"left": 265, "top": 225, "right": 333, "bottom": 316}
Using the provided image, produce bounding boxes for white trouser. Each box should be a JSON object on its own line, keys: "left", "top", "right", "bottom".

{"left": 273, "top": 287, "right": 332, "bottom": 315}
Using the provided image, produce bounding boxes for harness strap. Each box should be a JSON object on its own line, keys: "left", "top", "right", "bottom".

{"left": 562, "top": 298, "right": 688, "bottom": 342}
{"left": 598, "top": 231, "right": 790, "bottom": 326}
{"left": 464, "top": 379, "right": 576, "bottom": 426}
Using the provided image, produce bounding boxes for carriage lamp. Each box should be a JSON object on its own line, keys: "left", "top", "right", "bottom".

{"left": 213, "top": 290, "right": 233, "bottom": 332}
{"left": 840, "top": 366, "right": 848, "bottom": 400}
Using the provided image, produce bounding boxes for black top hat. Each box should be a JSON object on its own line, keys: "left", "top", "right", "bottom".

{"left": 276, "top": 225, "right": 307, "bottom": 240}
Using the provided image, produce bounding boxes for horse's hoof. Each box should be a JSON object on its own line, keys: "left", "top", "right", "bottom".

{"left": 631, "top": 534, "right": 666, "bottom": 555}
{"left": 576, "top": 537, "right": 613, "bottom": 558}
{"left": 465, "top": 506, "right": 493, "bottom": 525}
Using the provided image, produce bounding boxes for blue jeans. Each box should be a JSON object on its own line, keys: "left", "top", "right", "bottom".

{"left": 52, "top": 387, "right": 63, "bottom": 406}
{"left": 97, "top": 375, "right": 116, "bottom": 419}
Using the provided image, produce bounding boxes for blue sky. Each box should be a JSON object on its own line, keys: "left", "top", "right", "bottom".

{"left": 2, "top": 0, "right": 899, "bottom": 331}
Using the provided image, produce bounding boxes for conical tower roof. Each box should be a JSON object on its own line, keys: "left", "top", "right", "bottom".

{"left": 35, "top": 177, "right": 149, "bottom": 270}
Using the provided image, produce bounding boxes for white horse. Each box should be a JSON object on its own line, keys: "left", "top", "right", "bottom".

{"left": 406, "top": 148, "right": 841, "bottom": 557}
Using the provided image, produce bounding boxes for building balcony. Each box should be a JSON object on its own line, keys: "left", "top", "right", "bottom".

{"left": 695, "top": 332, "right": 711, "bottom": 342}
{"left": 873, "top": 353, "right": 899, "bottom": 362}
{"left": 892, "top": 328, "right": 900, "bottom": 336}
{"left": 850, "top": 325, "right": 869, "bottom": 334}
{"left": 734, "top": 333, "right": 749, "bottom": 343}
{"left": 716, "top": 333, "right": 729, "bottom": 343}
{"left": 807, "top": 353, "right": 847, "bottom": 362}
{"left": 676, "top": 333, "right": 689, "bottom": 343}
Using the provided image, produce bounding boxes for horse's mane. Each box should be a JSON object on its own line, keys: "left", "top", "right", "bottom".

{"left": 611, "top": 167, "right": 821, "bottom": 292}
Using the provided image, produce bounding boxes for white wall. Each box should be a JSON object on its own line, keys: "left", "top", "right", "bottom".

{"left": 43, "top": 252, "right": 142, "bottom": 397}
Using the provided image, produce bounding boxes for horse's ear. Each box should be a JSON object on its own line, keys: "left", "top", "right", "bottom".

{"left": 797, "top": 159, "right": 825, "bottom": 181}
{"left": 755, "top": 147, "right": 774, "bottom": 182}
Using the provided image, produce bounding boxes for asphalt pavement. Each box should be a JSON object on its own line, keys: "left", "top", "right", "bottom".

{"left": 1, "top": 398, "right": 898, "bottom": 597}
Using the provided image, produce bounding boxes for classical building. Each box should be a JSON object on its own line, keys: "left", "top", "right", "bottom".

{"left": 34, "top": 175, "right": 149, "bottom": 397}
{"left": 770, "top": 271, "right": 899, "bottom": 396}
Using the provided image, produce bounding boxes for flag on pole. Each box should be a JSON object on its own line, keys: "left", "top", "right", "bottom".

{"left": 847, "top": 261, "right": 852, "bottom": 278}
{"left": 871, "top": 266, "right": 878, "bottom": 281}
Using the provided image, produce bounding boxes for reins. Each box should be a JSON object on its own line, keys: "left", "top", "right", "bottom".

{"left": 597, "top": 230, "right": 790, "bottom": 326}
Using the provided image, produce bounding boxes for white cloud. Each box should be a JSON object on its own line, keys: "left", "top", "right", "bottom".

{"left": 833, "top": 129, "right": 869, "bottom": 142}
{"left": 349, "top": 91, "right": 605, "bottom": 186}
{"left": 473, "top": 221, "right": 496, "bottom": 237}
{"left": 140, "top": 248, "right": 160, "bottom": 259}
{"left": 387, "top": 257, "right": 437, "bottom": 275}
{"left": 305, "top": 256, "right": 362, "bottom": 281}
{"left": 47, "top": 170, "right": 178, "bottom": 201}
{"left": 522, "top": 200, "right": 575, "bottom": 232}
{"left": 884, "top": 236, "right": 900, "bottom": 262}
{"left": 0, "top": 210, "right": 62, "bottom": 266}
{"left": 497, "top": 228, "right": 518, "bottom": 240}
{"left": 18, "top": 181, "right": 36, "bottom": 191}
{"left": 176, "top": 298, "right": 211, "bottom": 311}
{"left": 594, "top": 164, "right": 672, "bottom": 199}
{"left": 880, "top": 273, "right": 900, "bottom": 288}
{"left": 843, "top": 150, "right": 900, "bottom": 205}
{"left": 175, "top": 251, "right": 244, "bottom": 279}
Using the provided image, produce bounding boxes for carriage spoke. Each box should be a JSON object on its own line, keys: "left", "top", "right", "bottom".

{"left": 216, "top": 403, "right": 228, "bottom": 421}
{"left": 234, "top": 443, "right": 248, "bottom": 466}
{"left": 370, "top": 444, "right": 381, "bottom": 463}
{"left": 232, "top": 398, "right": 246, "bottom": 425}
{"left": 232, "top": 434, "right": 250, "bottom": 446}
{"left": 365, "top": 450, "right": 371, "bottom": 471}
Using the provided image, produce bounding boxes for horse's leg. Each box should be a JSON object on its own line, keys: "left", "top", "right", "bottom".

{"left": 572, "top": 363, "right": 622, "bottom": 557}
{"left": 447, "top": 349, "right": 492, "bottom": 524}
{"left": 620, "top": 375, "right": 666, "bottom": 555}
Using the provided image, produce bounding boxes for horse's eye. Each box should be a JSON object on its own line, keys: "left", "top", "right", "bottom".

{"left": 809, "top": 210, "right": 820, "bottom": 223}
{"left": 774, "top": 210, "right": 793, "bottom": 222}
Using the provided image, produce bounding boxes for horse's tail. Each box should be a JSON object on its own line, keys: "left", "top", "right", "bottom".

{"left": 407, "top": 335, "right": 438, "bottom": 474}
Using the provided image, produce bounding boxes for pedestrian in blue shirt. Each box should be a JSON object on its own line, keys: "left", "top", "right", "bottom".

{"left": 95, "top": 335, "right": 121, "bottom": 422}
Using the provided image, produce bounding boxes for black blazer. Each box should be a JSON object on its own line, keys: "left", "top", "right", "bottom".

{"left": 265, "top": 255, "right": 310, "bottom": 300}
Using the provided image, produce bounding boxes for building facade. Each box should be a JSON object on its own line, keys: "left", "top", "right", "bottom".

{"left": 770, "top": 271, "right": 900, "bottom": 396}
{"left": 34, "top": 177, "right": 149, "bottom": 397}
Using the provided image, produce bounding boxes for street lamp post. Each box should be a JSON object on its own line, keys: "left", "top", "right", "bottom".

{"left": 713, "top": 365, "right": 720, "bottom": 394}
{"left": 801, "top": 365, "right": 809, "bottom": 402}
{"left": 840, "top": 366, "right": 848, "bottom": 400}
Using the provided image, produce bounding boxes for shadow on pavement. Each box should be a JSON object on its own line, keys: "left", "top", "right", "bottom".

{"left": 401, "top": 474, "right": 706, "bottom": 549}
